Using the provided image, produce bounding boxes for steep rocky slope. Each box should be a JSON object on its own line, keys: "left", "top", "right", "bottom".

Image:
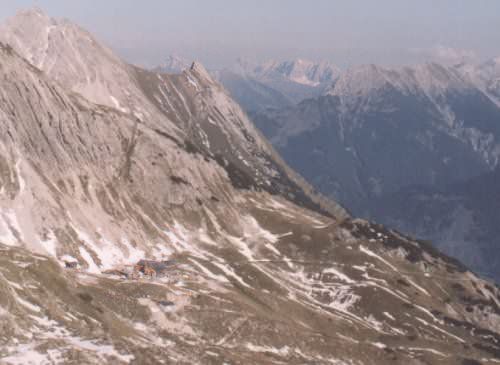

{"left": 457, "top": 57, "right": 500, "bottom": 107}
{"left": 0, "top": 7, "right": 152, "bottom": 118}
{"left": 367, "top": 168, "right": 500, "bottom": 282}
{"left": 0, "top": 8, "right": 343, "bottom": 221}
{"left": 0, "top": 9, "right": 499, "bottom": 365}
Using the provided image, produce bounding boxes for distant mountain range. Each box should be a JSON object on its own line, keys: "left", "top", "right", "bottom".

{"left": 219, "top": 58, "right": 341, "bottom": 108}
{"left": 197, "top": 56, "right": 500, "bottom": 282}
{"left": 248, "top": 58, "right": 341, "bottom": 88}
{"left": 252, "top": 61, "right": 500, "bottom": 205}
{"left": 154, "top": 56, "right": 342, "bottom": 112}
{"left": 153, "top": 54, "right": 191, "bottom": 74}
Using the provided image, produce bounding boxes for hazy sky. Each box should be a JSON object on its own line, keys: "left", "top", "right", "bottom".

{"left": 1, "top": 0, "right": 500, "bottom": 69}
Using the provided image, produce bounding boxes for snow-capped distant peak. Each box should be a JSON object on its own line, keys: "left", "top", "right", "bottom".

{"left": 248, "top": 58, "right": 341, "bottom": 87}
{"left": 328, "top": 62, "right": 473, "bottom": 101}
{"left": 486, "top": 57, "right": 500, "bottom": 73}
{"left": 328, "top": 64, "right": 392, "bottom": 97}
{"left": 156, "top": 55, "right": 190, "bottom": 74}
{"left": 16, "top": 7, "right": 50, "bottom": 20}
{"left": 411, "top": 62, "right": 472, "bottom": 95}
{"left": 228, "top": 57, "right": 258, "bottom": 76}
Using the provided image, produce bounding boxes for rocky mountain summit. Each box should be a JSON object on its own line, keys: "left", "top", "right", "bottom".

{"left": 154, "top": 55, "right": 191, "bottom": 74}
{"left": 0, "top": 8, "right": 499, "bottom": 365}
{"left": 455, "top": 57, "right": 500, "bottom": 107}
{"left": 214, "top": 58, "right": 341, "bottom": 114}
{"left": 251, "top": 58, "right": 341, "bottom": 88}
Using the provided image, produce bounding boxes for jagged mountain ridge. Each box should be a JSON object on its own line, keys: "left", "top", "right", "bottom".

{"left": 153, "top": 55, "right": 191, "bottom": 74}
{"left": 152, "top": 51, "right": 500, "bottom": 286}
{"left": 456, "top": 57, "right": 500, "bottom": 106}
{"left": 0, "top": 7, "right": 154, "bottom": 118}
{"left": 153, "top": 56, "right": 341, "bottom": 114}
{"left": 253, "top": 61, "right": 500, "bottom": 202}
{"left": 232, "top": 58, "right": 341, "bottom": 104}
{"left": 213, "top": 58, "right": 341, "bottom": 113}
{"left": 251, "top": 61, "right": 500, "bottom": 283}
{"left": 0, "top": 8, "right": 344, "bottom": 220}
{"left": 0, "top": 8, "right": 499, "bottom": 365}
{"left": 251, "top": 58, "right": 341, "bottom": 87}
{"left": 327, "top": 63, "right": 481, "bottom": 109}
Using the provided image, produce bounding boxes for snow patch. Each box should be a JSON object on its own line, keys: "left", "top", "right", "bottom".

{"left": 383, "top": 312, "right": 396, "bottom": 321}
{"left": 16, "top": 297, "right": 41, "bottom": 313}
{"left": 14, "top": 160, "right": 25, "bottom": 193}
{"left": 39, "top": 230, "right": 57, "bottom": 257}
{"left": 245, "top": 343, "right": 290, "bottom": 356}
{"left": 0, "top": 210, "right": 22, "bottom": 246}
{"left": 359, "top": 245, "right": 398, "bottom": 271}
{"left": 371, "top": 342, "right": 387, "bottom": 349}
{"left": 322, "top": 267, "right": 355, "bottom": 284}
{"left": 1, "top": 344, "right": 56, "bottom": 365}
{"left": 78, "top": 246, "right": 100, "bottom": 274}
